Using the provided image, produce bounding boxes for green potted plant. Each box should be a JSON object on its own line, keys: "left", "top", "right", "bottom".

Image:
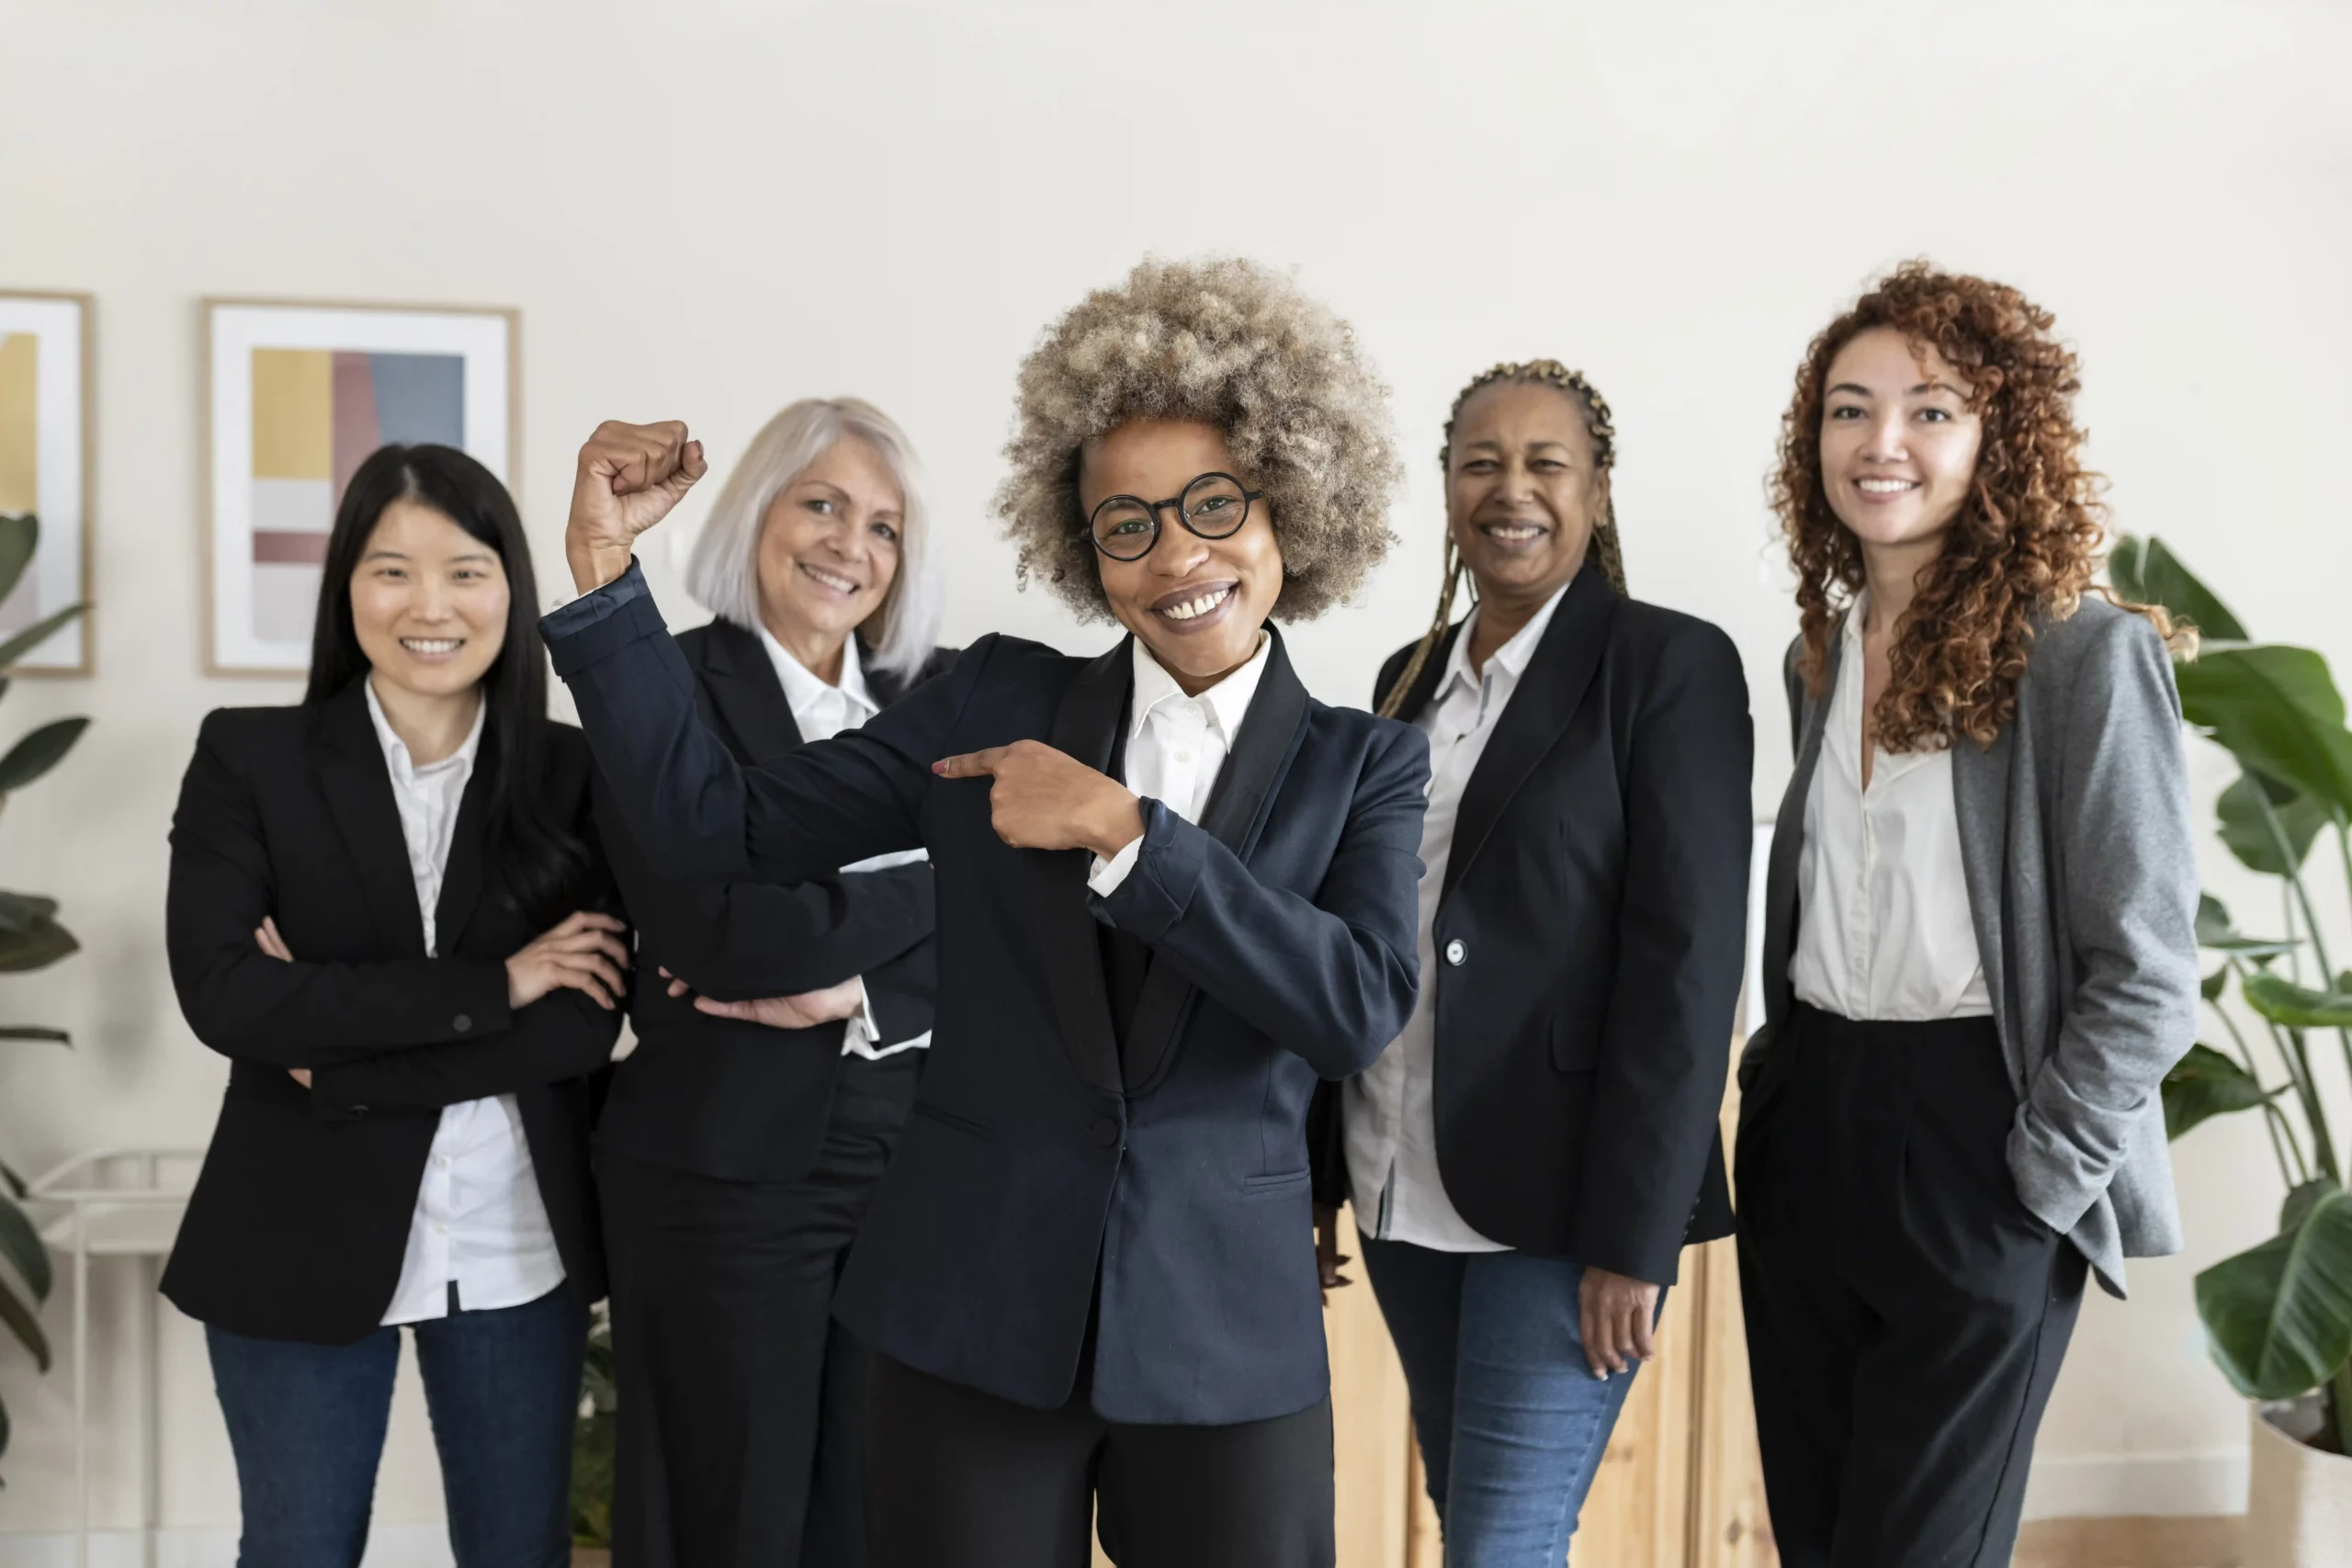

{"left": 2118, "top": 536, "right": 2352, "bottom": 1564}
{"left": 0, "top": 510, "right": 92, "bottom": 1483}
{"left": 571, "top": 1303, "right": 616, "bottom": 1563}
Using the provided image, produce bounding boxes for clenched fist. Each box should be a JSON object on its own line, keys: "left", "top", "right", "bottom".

{"left": 566, "top": 420, "right": 709, "bottom": 593}
{"left": 932, "top": 740, "right": 1144, "bottom": 858}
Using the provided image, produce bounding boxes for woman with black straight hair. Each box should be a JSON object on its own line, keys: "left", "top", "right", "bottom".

{"left": 164, "top": 443, "right": 629, "bottom": 1568}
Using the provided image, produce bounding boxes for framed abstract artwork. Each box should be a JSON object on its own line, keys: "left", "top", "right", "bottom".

{"left": 0, "top": 290, "right": 96, "bottom": 675}
{"left": 204, "top": 299, "right": 517, "bottom": 675}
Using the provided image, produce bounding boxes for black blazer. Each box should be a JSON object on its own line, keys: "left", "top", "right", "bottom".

{"left": 594, "top": 619, "right": 953, "bottom": 1184}
{"left": 1318, "top": 562, "right": 1752, "bottom": 1286}
{"left": 160, "top": 683, "right": 623, "bottom": 1344}
{"left": 543, "top": 563, "right": 1428, "bottom": 1427}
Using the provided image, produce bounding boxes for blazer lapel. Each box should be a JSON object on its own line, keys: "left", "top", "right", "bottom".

{"left": 1442, "top": 563, "right": 1617, "bottom": 900}
{"left": 1761, "top": 630, "right": 1838, "bottom": 1040}
{"left": 1029, "top": 640, "right": 1132, "bottom": 1097}
{"left": 702, "top": 619, "right": 806, "bottom": 764}
{"left": 1122, "top": 629, "right": 1312, "bottom": 1094}
{"left": 434, "top": 735, "right": 493, "bottom": 958}
{"left": 312, "top": 682, "right": 428, "bottom": 959}
{"left": 1951, "top": 719, "right": 2012, "bottom": 1056}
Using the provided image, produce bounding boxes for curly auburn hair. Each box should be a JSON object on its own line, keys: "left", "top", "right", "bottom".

{"left": 1377, "top": 361, "right": 1624, "bottom": 718}
{"left": 1774, "top": 261, "right": 2161, "bottom": 752}
{"left": 995, "top": 255, "right": 1402, "bottom": 623}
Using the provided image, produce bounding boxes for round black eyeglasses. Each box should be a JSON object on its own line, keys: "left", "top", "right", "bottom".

{"left": 1084, "top": 472, "right": 1264, "bottom": 562}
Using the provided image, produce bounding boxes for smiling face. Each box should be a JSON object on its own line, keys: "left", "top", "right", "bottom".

{"left": 1818, "top": 325, "right": 1984, "bottom": 554}
{"left": 754, "top": 434, "right": 904, "bottom": 652}
{"left": 1082, "top": 418, "right": 1283, "bottom": 694}
{"left": 1446, "top": 379, "right": 1608, "bottom": 607}
{"left": 347, "top": 499, "right": 510, "bottom": 701}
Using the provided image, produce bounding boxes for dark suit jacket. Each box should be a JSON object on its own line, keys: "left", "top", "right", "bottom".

{"left": 594, "top": 619, "right": 953, "bottom": 1184}
{"left": 1317, "top": 563, "right": 1751, "bottom": 1286}
{"left": 160, "top": 682, "right": 623, "bottom": 1343}
{"left": 542, "top": 562, "right": 1429, "bottom": 1426}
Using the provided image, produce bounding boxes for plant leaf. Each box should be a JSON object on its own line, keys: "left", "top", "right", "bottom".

{"left": 2203, "top": 967, "right": 2229, "bottom": 1001}
{"left": 2217, "top": 773, "right": 2330, "bottom": 876}
{"left": 2164, "top": 1043, "right": 2285, "bottom": 1140}
{"left": 0, "top": 915, "right": 77, "bottom": 974}
{"left": 0, "top": 1161, "right": 22, "bottom": 1201}
{"left": 0, "top": 603, "right": 86, "bottom": 672}
{"left": 2285, "top": 1179, "right": 2342, "bottom": 1235}
{"left": 2242, "top": 972, "right": 2352, "bottom": 1029}
{"left": 2198, "top": 1185, "right": 2352, "bottom": 1400}
{"left": 0, "top": 1027, "right": 68, "bottom": 1043}
{"left": 0, "top": 1198, "right": 50, "bottom": 1303}
{"left": 2177, "top": 646, "right": 2352, "bottom": 818}
{"left": 0, "top": 514, "right": 36, "bottom": 607}
{"left": 0, "top": 718, "right": 89, "bottom": 794}
{"left": 0, "top": 1274, "right": 51, "bottom": 1372}
{"left": 0, "top": 894, "right": 56, "bottom": 936}
{"left": 2124, "top": 536, "right": 2252, "bottom": 642}
{"left": 2196, "top": 895, "right": 2299, "bottom": 957}
{"left": 2109, "top": 536, "right": 2148, "bottom": 603}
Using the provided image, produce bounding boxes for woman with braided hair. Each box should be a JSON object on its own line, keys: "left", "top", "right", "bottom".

{"left": 1311, "top": 361, "right": 1753, "bottom": 1563}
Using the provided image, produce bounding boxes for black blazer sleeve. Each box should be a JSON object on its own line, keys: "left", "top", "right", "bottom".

{"left": 166, "top": 714, "right": 512, "bottom": 1068}
{"left": 544, "top": 566, "right": 978, "bottom": 886}
{"left": 592, "top": 768, "right": 933, "bottom": 1002}
{"left": 1567, "top": 624, "right": 1753, "bottom": 1284}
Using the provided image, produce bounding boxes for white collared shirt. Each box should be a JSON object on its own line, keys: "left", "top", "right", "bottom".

{"left": 1789, "top": 596, "right": 1992, "bottom": 1021}
{"left": 1345, "top": 583, "right": 1571, "bottom": 1253}
{"left": 1086, "top": 633, "right": 1273, "bottom": 896}
{"left": 755, "top": 625, "right": 932, "bottom": 1058}
{"left": 366, "top": 679, "right": 567, "bottom": 1326}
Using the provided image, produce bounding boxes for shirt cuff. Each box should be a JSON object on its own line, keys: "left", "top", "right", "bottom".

{"left": 844, "top": 976, "right": 881, "bottom": 1046}
{"left": 1087, "top": 835, "right": 1146, "bottom": 897}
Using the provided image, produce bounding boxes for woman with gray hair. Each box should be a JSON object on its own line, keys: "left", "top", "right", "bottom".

{"left": 593, "top": 398, "right": 954, "bottom": 1568}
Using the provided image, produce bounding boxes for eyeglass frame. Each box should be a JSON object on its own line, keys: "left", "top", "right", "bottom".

{"left": 1081, "top": 471, "right": 1266, "bottom": 561}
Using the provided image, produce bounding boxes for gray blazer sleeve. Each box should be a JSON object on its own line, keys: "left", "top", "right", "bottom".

{"left": 2009, "top": 613, "right": 2201, "bottom": 1235}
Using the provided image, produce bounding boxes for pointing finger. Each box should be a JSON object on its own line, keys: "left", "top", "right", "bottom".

{"left": 933, "top": 747, "right": 1011, "bottom": 779}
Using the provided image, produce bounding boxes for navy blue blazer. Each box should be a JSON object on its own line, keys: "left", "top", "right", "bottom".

{"left": 543, "top": 563, "right": 1428, "bottom": 1426}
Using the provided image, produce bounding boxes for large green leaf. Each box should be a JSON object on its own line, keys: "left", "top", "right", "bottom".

{"left": 0, "top": 915, "right": 76, "bottom": 974}
{"left": 2218, "top": 773, "right": 2330, "bottom": 876}
{"left": 0, "top": 603, "right": 86, "bottom": 672}
{"left": 2164, "top": 1043, "right": 2284, "bottom": 1140}
{"left": 2195, "top": 894, "right": 2298, "bottom": 958}
{"left": 0, "top": 1198, "right": 49, "bottom": 1303}
{"left": 0, "top": 717, "right": 88, "bottom": 794}
{"left": 0, "top": 894, "right": 57, "bottom": 936}
{"left": 2199, "top": 1185, "right": 2352, "bottom": 1400}
{"left": 2177, "top": 646, "right": 2352, "bottom": 818}
{"left": 2111, "top": 535, "right": 2250, "bottom": 642}
{"left": 0, "top": 1273, "right": 51, "bottom": 1372}
{"left": 2242, "top": 972, "right": 2352, "bottom": 1029}
{"left": 0, "top": 514, "right": 37, "bottom": 607}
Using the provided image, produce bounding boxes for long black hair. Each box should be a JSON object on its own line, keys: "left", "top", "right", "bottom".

{"left": 307, "top": 444, "right": 591, "bottom": 927}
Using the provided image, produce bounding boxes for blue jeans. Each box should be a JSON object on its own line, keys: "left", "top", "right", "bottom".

{"left": 1358, "top": 1239, "right": 1645, "bottom": 1567}
{"left": 205, "top": 1285, "right": 589, "bottom": 1568}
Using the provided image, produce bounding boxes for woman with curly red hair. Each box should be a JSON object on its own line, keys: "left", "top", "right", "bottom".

{"left": 1736, "top": 264, "right": 2199, "bottom": 1565}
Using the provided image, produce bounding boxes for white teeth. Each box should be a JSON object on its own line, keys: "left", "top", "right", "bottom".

{"left": 801, "top": 564, "right": 860, "bottom": 594}
{"left": 1856, "top": 479, "right": 1917, "bottom": 493}
{"left": 402, "top": 638, "right": 462, "bottom": 654}
{"left": 1487, "top": 525, "right": 1541, "bottom": 540}
{"left": 1159, "top": 586, "right": 1233, "bottom": 622}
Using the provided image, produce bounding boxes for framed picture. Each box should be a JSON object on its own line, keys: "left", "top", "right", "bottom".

{"left": 204, "top": 299, "right": 517, "bottom": 675}
{"left": 0, "top": 290, "right": 96, "bottom": 675}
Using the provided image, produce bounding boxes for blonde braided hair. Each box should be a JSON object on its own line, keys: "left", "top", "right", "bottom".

{"left": 1377, "top": 360, "right": 1623, "bottom": 718}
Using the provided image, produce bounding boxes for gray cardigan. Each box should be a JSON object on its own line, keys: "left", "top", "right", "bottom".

{"left": 1739, "top": 596, "right": 2199, "bottom": 1299}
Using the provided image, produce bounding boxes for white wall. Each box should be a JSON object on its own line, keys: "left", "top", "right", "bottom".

{"left": 3, "top": 0, "right": 2348, "bottom": 1542}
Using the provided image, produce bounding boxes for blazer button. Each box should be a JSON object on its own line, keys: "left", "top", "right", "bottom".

{"left": 1092, "top": 1117, "right": 1120, "bottom": 1148}
{"left": 1444, "top": 939, "right": 1466, "bottom": 967}
{"left": 452, "top": 1014, "right": 472, "bottom": 1034}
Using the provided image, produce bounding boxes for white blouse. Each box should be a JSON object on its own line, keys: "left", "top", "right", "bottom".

{"left": 367, "top": 680, "right": 567, "bottom": 1326}
{"left": 1789, "top": 598, "right": 1992, "bottom": 1022}
{"left": 1085, "top": 633, "right": 1272, "bottom": 896}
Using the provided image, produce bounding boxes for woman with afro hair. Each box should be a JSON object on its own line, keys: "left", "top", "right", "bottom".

{"left": 1736, "top": 264, "right": 2199, "bottom": 1566}
{"left": 539, "top": 256, "right": 1425, "bottom": 1568}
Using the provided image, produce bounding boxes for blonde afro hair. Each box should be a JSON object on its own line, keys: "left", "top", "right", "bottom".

{"left": 995, "top": 255, "right": 1402, "bottom": 622}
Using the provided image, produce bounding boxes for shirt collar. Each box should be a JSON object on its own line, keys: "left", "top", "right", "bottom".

{"left": 363, "top": 676, "right": 485, "bottom": 784}
{"left": 1127, "top": 630, "right": 1272, "bottom": 745}
{"left": 757, "top": 623, "right": 878, "bottom": 728}
{"left": 1439, "top": 576, "right": 1573, "bottom": 700}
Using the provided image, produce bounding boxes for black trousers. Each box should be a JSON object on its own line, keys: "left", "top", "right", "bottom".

{"left": 865, "top": 1352, "right": 1335, "bottom": 1568}
{"left": 601, "top": 1050, "right": 921, "bottom": 1568}
{"left": 1736, "top": 1004, "right": 2088, "bottom": 1568}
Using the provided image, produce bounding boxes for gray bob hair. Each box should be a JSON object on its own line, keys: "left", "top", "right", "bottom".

{"left": 684, "top": 398, "right": 944, "bottom": 680}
